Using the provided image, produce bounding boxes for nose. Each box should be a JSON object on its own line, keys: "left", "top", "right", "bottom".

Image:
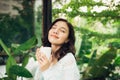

{"left": 53, "top": 29, "right": 58, "bottom": 34}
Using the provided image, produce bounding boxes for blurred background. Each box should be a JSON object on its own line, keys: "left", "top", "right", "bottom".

{"left": 0, "top": 0, "right": 120, "bottom": 80}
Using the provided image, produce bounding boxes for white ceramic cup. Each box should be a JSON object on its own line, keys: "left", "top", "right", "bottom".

{"left": 40, "top": 46, "right": 52, "bottom": 60}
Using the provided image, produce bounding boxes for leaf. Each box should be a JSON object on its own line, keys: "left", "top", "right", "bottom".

{"left": 6, "top": 56, "right": 17, "bottom": 79}
{"left": 0, "top": 77, "right": 13, "bottom": 80}
{"left": 0, "top": 39, "right": 11, "bottom": 56}
{"left": 22, "top": 55, "right": 30, "bottom": 67}
{"left": 13, "top": 36, "right": 37, "bottom": 55}
{"left": 9, "top": 65, "right": 33, "bottom": 78}
{"left": 114, "top": 57, "right": 120, "bottom": 66}
{"left": 83, "top": 48, "right": 117, "bottom": 79}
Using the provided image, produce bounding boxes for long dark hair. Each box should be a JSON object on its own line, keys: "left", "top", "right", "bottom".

{"left": 42, "top": 18, "right": 76, "bottom": 60}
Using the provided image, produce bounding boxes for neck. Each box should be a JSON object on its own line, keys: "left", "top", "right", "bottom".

{"left": 51, "top": 45, "right": 61, "bottom": 53}
{"left": 50, "top": 45, "right": 60, "bottom": 66}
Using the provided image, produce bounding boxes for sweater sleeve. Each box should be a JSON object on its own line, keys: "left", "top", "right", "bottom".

{"left": 42, "top": 53, "right": 80, "bottom": 80}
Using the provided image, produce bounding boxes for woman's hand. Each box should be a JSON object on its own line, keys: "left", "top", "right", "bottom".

{"left": 36, "top": 48, "right": 51, "bottom": 72}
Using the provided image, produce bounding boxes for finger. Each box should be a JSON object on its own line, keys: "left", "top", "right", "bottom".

{"left": 49, "top": 55, "right": 52, "bottom": 62}
{"left": 36, "top": 48, "right": 40, "bottom": 55}
{"left": 41, "top": 53, "right": 48, "bottom": 61}
{"left": 37, "top": 55, "right": 43, "bottom": 63}
{"left": 39, "top": 59, "right": 43, "bottom": 65}
{"left": 36, "top": 48, "right": 41, "bottom": 60}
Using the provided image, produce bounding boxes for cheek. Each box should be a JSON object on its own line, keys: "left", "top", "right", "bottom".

{"left": 60, "top": 34, "right": 69, "bottom": 41}
{"left": 48, "top": 30, "right": 52, "bottom": 36}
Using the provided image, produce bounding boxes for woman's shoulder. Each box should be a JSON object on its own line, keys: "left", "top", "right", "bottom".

{"left": 59, "top": 52, "right": 76, "bottom": 65}
{"left": 63, "top": 52, "right": 75, "bottom": 59}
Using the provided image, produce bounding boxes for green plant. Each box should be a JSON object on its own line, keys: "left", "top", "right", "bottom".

{"left": 52, "top": 0, "right": 120, "bottom": 79}
{"left": 0, "top": 36, "right": 37, "bottom": 80}
{"left": 76, "top": 32, "right": 120, "bottom": 80}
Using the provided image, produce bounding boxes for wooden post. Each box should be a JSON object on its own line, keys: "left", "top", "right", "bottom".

{"left": 42, "top": 0, "right": 52, "bottom": 38}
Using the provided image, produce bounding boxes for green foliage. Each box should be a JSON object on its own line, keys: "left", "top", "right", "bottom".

{"left": 0, "top": 14, "right": 32, "bottom": 48}
{"left": 52, "top": 0, "right": 120, "bottom": 80}
{"left": 114, "top": 56, "right": 120, "bottom": 66}
{"left": 0, "top": 0, "right": 35, "bottom": 49}
{"left": 0, "top": 36, "right": 37, "bottom": 79}
{"left": 9, "top": 65, "right": 33, "bottom": 78}
{"left": 13, "top": 36, "right": 37, "bottom": 55}
{"left": 0, "top": 39, "right": 11, "bottom": 56}
{"left": 82, "top": 48, "right": 117, "bottom": 79}
{"left": 0, "top": 0, "right": 40, "bottom": 80}
{"left": 22, "top": 55, "right": 30, "bottom": 67}
{"left": 6, "top": 56, "right": 17, "bottom": 80}
{"left": 52, "top": 0, "right": 120, "bottom": 22}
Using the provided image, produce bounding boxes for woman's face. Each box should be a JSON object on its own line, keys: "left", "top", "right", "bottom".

{"left": 48, "top": 21, "right": 69, "bottom": 46}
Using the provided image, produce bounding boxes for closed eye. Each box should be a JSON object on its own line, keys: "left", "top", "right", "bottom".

{"left": 60, "top": 29, "right": 66, "bottom": 33}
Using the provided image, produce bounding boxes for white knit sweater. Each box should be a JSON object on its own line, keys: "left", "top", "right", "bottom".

{"left": 24, "top": 53, "right": 80, "bottom": 80}
{"left": 34, "top": 53, "right": 80, "bottom": 80}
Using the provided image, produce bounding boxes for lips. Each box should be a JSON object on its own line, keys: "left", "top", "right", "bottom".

{"left": 50, "top": 34, "right": 59, "bottom": 39}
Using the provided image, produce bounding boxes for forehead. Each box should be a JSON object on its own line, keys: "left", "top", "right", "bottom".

{"left": 54, "top": 21, "right": 69, "bottom": 29}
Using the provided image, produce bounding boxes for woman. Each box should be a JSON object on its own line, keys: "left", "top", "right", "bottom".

{"left": 35, "top": 18, "right": 80, "bottom": 80}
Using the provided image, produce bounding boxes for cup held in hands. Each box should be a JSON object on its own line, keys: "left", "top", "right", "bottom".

{"left": 40, "top": 46, "right": 52, "bottom": 60}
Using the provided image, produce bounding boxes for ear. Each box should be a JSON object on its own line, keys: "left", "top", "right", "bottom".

{"left": 65, "top": 39, "right": 69, "bottom": 43}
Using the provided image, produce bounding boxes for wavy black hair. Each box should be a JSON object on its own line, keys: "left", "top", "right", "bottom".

{"left": 42, "top": 18, "right": 76, "bottom": 60}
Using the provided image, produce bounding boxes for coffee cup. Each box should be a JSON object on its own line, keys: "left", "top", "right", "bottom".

{"left": 40, "top": 46, "right": 52, "bottom": 60}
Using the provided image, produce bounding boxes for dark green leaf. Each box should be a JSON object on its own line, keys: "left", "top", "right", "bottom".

{"left": 9, "top": 65, "right": 33, "bottom": 78}
{"left": 83, "top": 48, "right": 117, "bottom": 79}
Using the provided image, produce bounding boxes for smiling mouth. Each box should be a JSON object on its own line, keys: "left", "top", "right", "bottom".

{"left": 51, "top": 35, "right": 59, "bottom": 39}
